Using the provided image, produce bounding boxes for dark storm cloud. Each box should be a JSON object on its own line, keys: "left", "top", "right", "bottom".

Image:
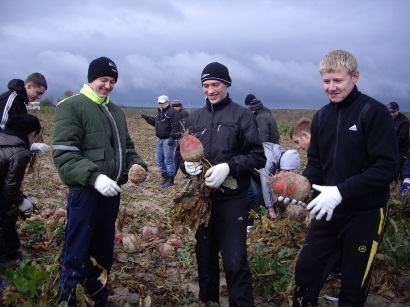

{"left": 1, "top": 0, "right": 409, "bottom": 110}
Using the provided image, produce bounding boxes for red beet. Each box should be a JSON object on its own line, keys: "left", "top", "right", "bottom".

{"left": 179, "top": 125, "right": 204, "bottom": 162}
{"left": 269, "top": 172, "right": 311, "bottom": 202}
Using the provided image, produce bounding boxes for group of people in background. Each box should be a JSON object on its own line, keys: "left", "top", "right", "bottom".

{"left": 0, "top": 49, "right": 408, "bottom": 307}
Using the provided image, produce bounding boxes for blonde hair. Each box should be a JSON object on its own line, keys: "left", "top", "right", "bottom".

{"left": 319, "top": 50, "right": 358, "bottom": 76}
{"left": 290, "top": 117, "right": 311, "bottom": 139}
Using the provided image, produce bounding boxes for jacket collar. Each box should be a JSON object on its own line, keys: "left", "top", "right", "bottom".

{"left": 331, "top": 85, "right": 361, "bottom": 109}
{"left": 158, "top": 103, "right": 171, "bottom": 113}
{"left": 205, "top": 94, "right": 231, "bottom": 112}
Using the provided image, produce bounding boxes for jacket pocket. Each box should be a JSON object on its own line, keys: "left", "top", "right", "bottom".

{"left": 84, "top": 148, "right": 105, "bottom": 161}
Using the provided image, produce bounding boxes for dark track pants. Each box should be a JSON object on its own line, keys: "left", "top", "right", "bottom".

{"left": 0, "top": 198, "right": 19, "bottom": 260}
{"left": 293, "top": 205, "right": 388, "bottom": 307}
{"left": 58, "top": 190, "right": 120, "bottom": 306}
{"left": 195, "top": 196, "right": 254, "bottom": 306}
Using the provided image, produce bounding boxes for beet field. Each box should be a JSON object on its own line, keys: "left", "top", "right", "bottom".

{"left": 1, "top": 109, "right": 409, "bottom": 306}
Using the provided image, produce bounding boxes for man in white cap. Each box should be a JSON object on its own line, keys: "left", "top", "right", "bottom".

{"left": 141, "top": 95, "right": 181, "bottom": 188}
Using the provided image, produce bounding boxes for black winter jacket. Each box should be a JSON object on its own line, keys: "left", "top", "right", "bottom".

{"left": 303, "top": 86, "right": 399, "bottom": 211}
{"left": 143, "top": 104, "right": 181, "bottom": 140}
{"left": 0, "top": 80, "right": 28, "bottom": 130}
{"left": 0, "top": 131, "right": 31, "bottom": 208}
{"left": 185, "top": 95, "right": 266, "bottom": 200}
{"left": 393, "top": 112, "right": 410, "bottom": 158}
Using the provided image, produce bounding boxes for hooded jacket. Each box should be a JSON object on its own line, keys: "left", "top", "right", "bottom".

{"left": 303, "top": 85, "right": 399, "bottom": 211}
{"left": 185, "top": 95, "right": 266, "bottom": 200}
{"left": 0, "top": 131, "right": 31, "bottom": 207}
{"left": 52, "top": 85, "right": 147, "bottom": 190}
{"left": 0, "top": 80, "right": 28, "bottom": 130}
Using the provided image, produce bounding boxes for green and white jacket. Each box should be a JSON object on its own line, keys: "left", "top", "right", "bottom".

{"left": 52, "top": 84, "right": 147, "bottom": 190}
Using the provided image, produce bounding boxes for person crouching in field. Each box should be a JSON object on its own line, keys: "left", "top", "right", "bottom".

{"left": 0, "top": 114, "right": 42, "bottom": 264}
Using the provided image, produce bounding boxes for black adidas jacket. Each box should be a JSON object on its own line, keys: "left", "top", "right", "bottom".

{"left": 0, "top": 80, "right": 28, "bottom": 130}
{"left": 303, "top": 86, "right": 399, "bottom": 210}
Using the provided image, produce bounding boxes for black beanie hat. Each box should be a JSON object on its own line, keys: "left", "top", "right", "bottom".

{"left": 386, "top": 101, "right": 399, "bottom": 113}
{"left": 88, "top": 57, "right": 118, "bottom": 83}
{"left": 245, "top": 94, "right": 256, "bottom": 106}
{"left": 201, "top": 62, "right": 231, "bottom": 86}
{"left": 248, "top": 98, "right": 264, "bottom": 111}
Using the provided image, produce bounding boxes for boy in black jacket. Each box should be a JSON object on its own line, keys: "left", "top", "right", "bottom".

{"left": 292, "top": 50, "right": 399, "bottom": 306}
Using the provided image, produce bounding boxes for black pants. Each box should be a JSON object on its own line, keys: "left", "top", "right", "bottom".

{"left": 293, "top": 205, "right": 388, "bottom": 307}
{"left": 195, "top": 196, "right": 254, "bottom": 306}
{"left": 0, "top": 198, "right": 19, "bottom": 261}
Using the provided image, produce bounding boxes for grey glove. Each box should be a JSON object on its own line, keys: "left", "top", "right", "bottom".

{"left": 19, "top": 198, "right": 33, "bottom": 213}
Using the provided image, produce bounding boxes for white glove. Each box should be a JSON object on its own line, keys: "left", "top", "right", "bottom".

{"left": 277, "top": 196, "right": 304, "bottom": 206}
{"left": 306, "top": 184, "right": 342, "bottom": 221}
{"left": 204, "top": 163, "right": 229, "bottom": 188}
{"left": 94, "top": 174, "right": 122, "bottom": 197}
{"left": 19, "top": 198, "right": 33, "bottom": 213}
{"left": 30, "top": 142, "right": 51, "bottom": 153}
{"left": 184, "top": 161, "right": 202, "bottom": 176}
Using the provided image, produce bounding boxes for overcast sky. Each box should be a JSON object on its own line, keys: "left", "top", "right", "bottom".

{"left": 1, "top": 0, "right": 410, "bottom": 111}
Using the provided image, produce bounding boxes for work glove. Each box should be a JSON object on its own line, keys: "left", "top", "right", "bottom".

{"left": 204, "top": 163, "right": 229, "bottom": 188}
{"left": 30, "top": 142, "right": 51, "bottom": 153}
{"left": 167, "top": 138, "right": 174, "bottom": 146}
{"left": 141, "top": 113, "right": 148, "bottom": 119}
{"left": 94, "top": 174, "right": 122, "bottom": 197}
{"left": 19, "top": 198, "right": 33, "bottom": 213}
{"left": 184, "top": 161, "right": 202, "bottom": 176}
{"left": 400, "top": 179, "right": 410, "bottom": 196}
{"left": 277, "top": 196, "right": 304, "bottom": 206}
{"left": 306, "top": 184, "right": 342, "bottom": 221}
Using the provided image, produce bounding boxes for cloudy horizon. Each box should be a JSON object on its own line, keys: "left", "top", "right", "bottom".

{"left": 1, "top": 0, "right": 409, "bottom": 111}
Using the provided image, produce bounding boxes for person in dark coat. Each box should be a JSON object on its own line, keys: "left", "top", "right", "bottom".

{"left": 141, "top": 95, "right": 181, "bottom": 187}
{"left": 172, "top": 100, "right": 190, "bottom": 178}
{"left": 0, "top": 114, "right": 42, "bottom": 263}
{"left": 184, "top": 62, "right": 266, "bottom": 306}
{"left": 386, "top": 101, "right": 409, "bottom": 180}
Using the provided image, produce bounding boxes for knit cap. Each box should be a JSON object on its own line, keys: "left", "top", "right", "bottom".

{"left": 88, "top": 57, "right": 118, "bottom": 83}
{"left": 201, "top": 62, "right": 231, "bottom": 86}
{"left": 248, "top": 98, "right": 264, "bottom": 111}
{"left": 386, "top": 101, "right": 399, "bottom": 112}
{"left": 280, "top": 150, "right": 300, "bottom": 170}
{"left": 172, "top": 100, "right": 182, "bottom": 107}
{"left": 245, "top": 94, "right": 256, "bottom": 106}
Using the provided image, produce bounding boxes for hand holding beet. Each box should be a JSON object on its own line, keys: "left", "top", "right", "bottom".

{"left": 270, "top": 172, "right": 311, "bottom": 204}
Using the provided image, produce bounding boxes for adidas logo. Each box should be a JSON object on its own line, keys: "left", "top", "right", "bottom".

{"left": 201, "top": 73, "right": 210, "bottom": 78}
{"left": 349, "top": 125, "right": 357, "bottom": 131}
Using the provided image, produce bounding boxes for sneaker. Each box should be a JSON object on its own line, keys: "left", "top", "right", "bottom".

{"left": 246, "top": 225, "right": 253, "bottom": 233}
{"left": 324, "top": 293, "right": 339, "bottom": 302}
{"left": 400, "top": 181, "right": 410, "bottom": 196}
{"left": 326, "top": 271, "right": 342, "bottom": 281}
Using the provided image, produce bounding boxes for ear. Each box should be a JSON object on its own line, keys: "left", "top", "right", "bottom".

{"left": 302, "top": 132, "right": 310, "bottom": 139}
{"left": 352, "top": 70, "right": 360, "bottom": 83}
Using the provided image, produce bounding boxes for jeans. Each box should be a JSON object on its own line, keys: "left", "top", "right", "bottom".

{"left": 155, "top": 138, "right": 176, "bottom": 177}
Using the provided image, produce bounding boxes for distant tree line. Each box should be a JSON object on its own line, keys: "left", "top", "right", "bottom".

{"left": 39, "top": 90, "right": 73, "bottom": 107}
